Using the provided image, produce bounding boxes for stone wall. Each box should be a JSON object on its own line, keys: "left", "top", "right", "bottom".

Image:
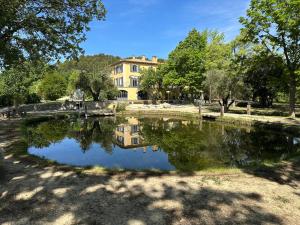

{"left": 16, "top": 101, "right": 113, "bottom": 112}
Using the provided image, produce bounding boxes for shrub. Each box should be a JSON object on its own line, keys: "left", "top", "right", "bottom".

{"left": 116, "top": 103, "right": 127, "bottom": 112}
{"left": 38, "top": 72, "right": 67, "bottom": 101}
{"left": 25, "top": 93, "right": 41, "bottom": 104}
{"left": 0, "top": 95, "right": 13, "bottom": 107}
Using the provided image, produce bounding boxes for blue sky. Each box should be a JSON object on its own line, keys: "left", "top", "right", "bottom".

{"left": 81, "top": 0, "right": 250, "bottom": 59}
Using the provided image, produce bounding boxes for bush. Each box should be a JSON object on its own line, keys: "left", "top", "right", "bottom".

{"left": 0, "top": 95, "right": 13, "bottom": 107}
{"left": 38, "top": 72, "right": 67, "bottom": 101}
{"left": 116, "top": 103, "right": 127, "bottom": 112}
{"left": 25, "top": 93, "right": 41, "bottom": 104}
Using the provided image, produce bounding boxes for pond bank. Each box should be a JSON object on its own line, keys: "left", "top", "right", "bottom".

{"left": 123, "top": 104, "right": 300, "bottom": 127}
{"left": 0, "top": 118, "right": 300, "bottom": 224}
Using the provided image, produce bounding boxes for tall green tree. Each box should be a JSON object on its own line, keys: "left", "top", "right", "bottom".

{"left": 162, "top": 29, "right": 207, "bottom": 99}
{"left": 240, "top": 0, "right": 300, "bottom": 117}
{"left": 203, "top": 31, "right": 234, "bottom": 103}
{"left": 38, "top": 71, "right": 67, "bottom": 101}
{"left": 0, "top": 0, "right": 106, "bottom": 68}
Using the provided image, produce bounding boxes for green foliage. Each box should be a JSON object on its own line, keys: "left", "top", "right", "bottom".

{"left": 161, "top": 29, "right": 207, "bottom": 96}
{"left": 58, "top": 54, "right": 120, "bottom": 101}
{"left": 140, "top": 68, "right": 165, "bottom": 100}
{"left": 242, "top": 46, "right": 287, "bottom": 107}
{"left": 0, "top": 61, "right": 47, "bottom": 106}
{"left": 204, "top": 31, "right": 232, "bottom": 71}
{"left": 25, "top": 93, "right": 41, "bottom": 104}
{"left": 116, "top": 103, "right": 127, "bottom": 112}
{"left": 202, "top": 31, "right": 244, "bottom": 102}
{"left": 0, "top": 0, "right": 106, "bottom": 68}
{"left": 38, "top": 72, "right": 67, "bottom": 101}
{"left": 240, "top": 0, "right": 300, "bottom": 115}
{"left": 58, "top": 54, "right": 120, "bottom": 73}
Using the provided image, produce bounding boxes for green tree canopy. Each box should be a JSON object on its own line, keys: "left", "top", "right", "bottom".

{"left": 240, "top": 0, "right": 300, "bottom": 117}
{"left": 0, "top": 61, "right": 49, "bottom": 106}
{"left": 58, "top": 54, "right": 120, "bottom": 101}
{"left": 241, "top": 45, "right": 287, "bottom": 107}
{"left": 162, "top": 29, "right": 207, "bottom": 98}
{"left": 38, "top": 71, "right": 67, "bottom": 101}
{"left": 0, "top": 0, "right": 106, "bottom": 68}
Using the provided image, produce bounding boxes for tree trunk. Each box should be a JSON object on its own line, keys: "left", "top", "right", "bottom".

{"left": 209, "top": 85, "right": 212, "bottom": 104}
{"left": 91, "top": 92, "right": 99, "bottom": 101}
{"left": 289, "top": 71, "right": 296, "bottom": 118}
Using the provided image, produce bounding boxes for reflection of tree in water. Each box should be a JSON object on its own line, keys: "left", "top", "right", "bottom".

{"left": 69, "top": 118, "right": 117, "bottom": 154}
{"left": 139, "top": 118, "right": 299, "bottom": 171}
{"left": 26, "top": 118, "right": 118, "bottom": 154}
{"left": 26, "top": 117, "right": 299, "bottom": 172}
{"left": 27, "top": 120, "right": 70, "bottom": 148}
{"left": 223, "top": 127, "right": 299, "bottom": 166}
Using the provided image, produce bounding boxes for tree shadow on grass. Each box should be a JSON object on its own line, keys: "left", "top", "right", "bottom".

{"left": 0, "top": 160, "right": 284, "bottom": 225}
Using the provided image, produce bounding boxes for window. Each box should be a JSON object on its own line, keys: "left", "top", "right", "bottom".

{"left": 131, "top": 78, "right": 138, "bottom": 87}
{"left": 115, "top": 65, "right": 123, "bottom": 74}
{"left": 131, "top": 64, "right": 139, "bottom": 72}
{"left": 116, "top": 126, "right": 124, "bottom": 132}
{"left": 118, "top": 90, "right": 128, "bottom": 99}
{"left": 131, "top": 137, "right": 139, "bottom": 145}
{"left": 118, "top": 77, "right": 123, "bottom": 87}
{"left": 131, "top": 125, "right": 139, "bottom": 133}
{"left": 117, "top": 136, "right": 124, "bottom": 144}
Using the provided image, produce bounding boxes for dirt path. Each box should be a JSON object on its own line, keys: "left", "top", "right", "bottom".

{"left": 0, "top": 119, "right": 300, "bottom": 225}
{"left": 125, "top": 104, "right": 300, "bottom": 126}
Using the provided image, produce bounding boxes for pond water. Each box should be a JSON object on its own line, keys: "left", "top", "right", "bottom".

{"left": 25, "top": 116, "right": 300, "bottom": 171}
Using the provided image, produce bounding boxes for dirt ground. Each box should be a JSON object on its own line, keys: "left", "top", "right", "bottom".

{"left": 0, "top": 119, "right": 300, "bottom": 225}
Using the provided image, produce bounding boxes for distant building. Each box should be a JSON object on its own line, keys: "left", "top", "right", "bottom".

{"left": 111, "top": 56, "right": 160, "bottom": 100}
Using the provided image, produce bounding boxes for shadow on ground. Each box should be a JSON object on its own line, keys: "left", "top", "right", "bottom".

{"left": 0, "top": 158, "right": 286, "bottom": 225}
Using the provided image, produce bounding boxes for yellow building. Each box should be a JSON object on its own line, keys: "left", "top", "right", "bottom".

{"left": 111, "top": 56, "right": 159, "bottom": 100}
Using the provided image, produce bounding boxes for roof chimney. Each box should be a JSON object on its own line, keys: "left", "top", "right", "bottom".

{"left": 152, "top": 56, "right": 158, "bottom": 63}
{"left": 141, "top": 55, "right": 146, "bottom": 61}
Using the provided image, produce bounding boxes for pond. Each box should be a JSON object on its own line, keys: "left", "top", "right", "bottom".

{"left": 24, "top": 116, "right": 300, "bottom": 171}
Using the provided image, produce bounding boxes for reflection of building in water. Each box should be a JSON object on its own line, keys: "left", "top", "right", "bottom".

{"left": 114, "top": 117, "right": 192, "bottom": 151}
{"left": 114, "top": 117, "right": 145, "bottom": 148}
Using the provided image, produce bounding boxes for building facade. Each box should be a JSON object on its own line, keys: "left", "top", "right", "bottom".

{"left": 111, "top": 56, "right": 159, "bottom": 100}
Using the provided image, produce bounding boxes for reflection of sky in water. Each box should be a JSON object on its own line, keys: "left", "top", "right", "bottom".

{"left": 28, "top": 138, "right": 175, "bottom": 170}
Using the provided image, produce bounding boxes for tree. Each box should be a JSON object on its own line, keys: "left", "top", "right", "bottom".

{"left": 240, "top": 0, "right": 300, "bottom": 117}
{"left": 203, "top": 31, "right": 233, "bottom": 103}
{"left": 38, "top": 71, "right": 67, "bottom": 100}
{"left": 0, "top": 0, "right": 106, "bottom": 68}
{"left": 140, "top": 67, "right": 165, "bottom": 100}
{"left": 162, "top": 29, "right": 207, "bottom": 99}
{"left": 242, "top": 46, "right": 287, "bottom": 107}
{"left": 58, "top": 54, "right": 119, "bottom": 100}
{"left": 75, "top": 68, "right": 117, "bottom": 101}
{"left": 0, "top": 61, "right": 48, "bottom": 106}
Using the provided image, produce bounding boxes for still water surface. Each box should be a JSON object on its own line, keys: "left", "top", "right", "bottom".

{"left": 26, "top": 116, "right": 300, "bottom": 171}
